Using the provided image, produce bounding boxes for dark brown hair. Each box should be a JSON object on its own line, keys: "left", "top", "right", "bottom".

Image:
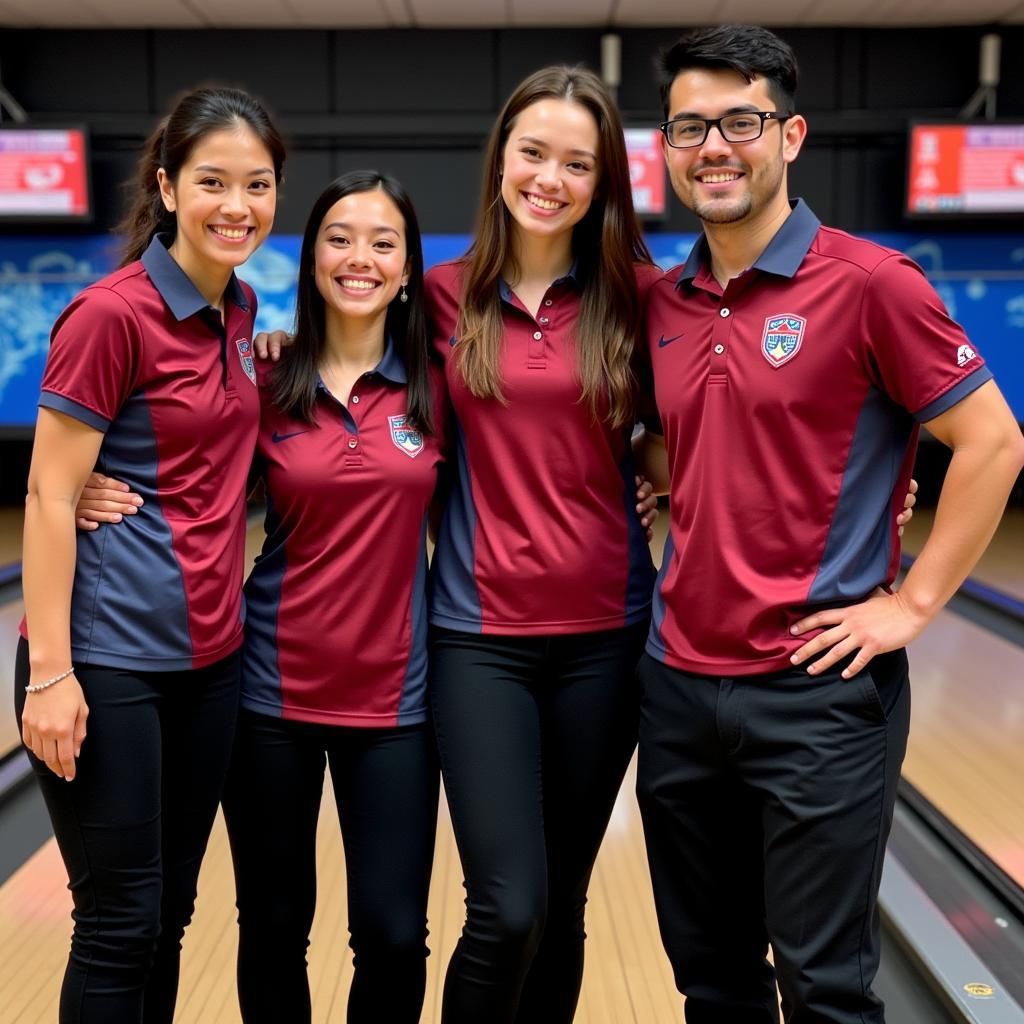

{"left": 456, "top": 65, "right": 652, "bottom": 428}
{"left": 657, "top": 25, "right": 798, "bottom": 119}
{"left": 271, "top": 171, "right": 434, "bottom": 435}
{"left": 118, "top": 85, "right": 286, "bottom": 266}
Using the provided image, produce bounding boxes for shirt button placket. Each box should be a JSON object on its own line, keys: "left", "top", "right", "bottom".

{"left": 528, "top": 324, "right": 546, "bottom": 369}
{"left": 711, "top": 303, "right": 732, "bottom": 375}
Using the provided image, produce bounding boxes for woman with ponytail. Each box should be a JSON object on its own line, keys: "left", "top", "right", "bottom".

{"left": 15, "top": 85, "right": 284, "bottom": 1023}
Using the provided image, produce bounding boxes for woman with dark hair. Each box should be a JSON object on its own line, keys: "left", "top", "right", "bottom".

{"left": 219, "top": 171, "right": 446, "bottom": 1024}
{"left": 77, "top": 171, "right": 446, "bottom": 1022}
{"left": 16, "top": 85, "right": 284, "bottom": 1023}
{"left": 423, "top": 65, "right": 662, "bottom": 1023}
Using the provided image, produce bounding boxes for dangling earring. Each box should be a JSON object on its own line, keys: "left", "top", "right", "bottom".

{"left": 400, "top": 285, "right": 408, "bottom": 304}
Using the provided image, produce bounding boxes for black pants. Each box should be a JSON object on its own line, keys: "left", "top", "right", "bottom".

{"left": 636, "top": 649, "right": 911, "bottom": 1024}
{"left": 221, "top": 708, "right": 439, "bottom": 1024}
{"left": 14, "top": 637, "right": 240, "bottom": 1024}
{"left": 430, "top": 621, "right": 647, "bottom": 1024}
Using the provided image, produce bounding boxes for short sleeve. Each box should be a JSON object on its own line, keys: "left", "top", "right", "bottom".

{"left": 424, "top": 263, "right": 462, "bottom": 361}
{"left": 428, "top": 364, "right": 453, "bottom": 460}
{"left": 859, "top": 254, "right": 993, "bottom": 422}
{"left": 38, "top": 286, "right": 143, "bottom": 432}
{"left": 633, "top": 261, "right": 666, "bottom": 303}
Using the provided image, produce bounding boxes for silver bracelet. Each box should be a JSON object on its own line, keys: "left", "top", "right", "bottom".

{"left": 25, "top": 667, "right": 75, "bottom": 694}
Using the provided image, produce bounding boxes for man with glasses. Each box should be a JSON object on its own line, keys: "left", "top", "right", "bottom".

{"left": 634, "top": 24, "right": 1024, "bottom": 1023}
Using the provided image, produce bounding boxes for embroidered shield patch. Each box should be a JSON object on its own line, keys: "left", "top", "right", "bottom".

{"left": 389, "top": 414, "right": 424, "bottom": 458}
{"left": 235, "top": 338, "right": 257, "bottom": 385}
{"left": 761, "top": 315, "right": 805, "bottom": 368}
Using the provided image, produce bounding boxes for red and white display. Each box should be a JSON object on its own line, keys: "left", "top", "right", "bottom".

{"left": 907, "top": 123, "right": 1024, "bottom": 216}
{"left": 0, "top": 127, "right": 89, "bottom": 219}
{"left": 625, "top": 128, "right": 666, "bottom": 217}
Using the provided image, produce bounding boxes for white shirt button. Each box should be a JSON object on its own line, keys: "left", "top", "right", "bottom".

{"left": 351, "top": 395, "right": 360, "bottom": 404}
{"left": 720, "top": 307, "right": 731, "bottom": 318}
{"left": 348, "top": 438, "right": 358, "bottom": 449}
{"left": 544, "top": 299, "right": 553, "bottom": 306}
{"left": 714, "top": 344, "right": 725, "bottom": 354}
{"left": 533, "top": 331, "right": 543, "bottom": 340}
{"left": 539, "top": 317, "right": 549, "bottom": 325}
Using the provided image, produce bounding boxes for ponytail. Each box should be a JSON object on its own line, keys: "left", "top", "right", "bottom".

{"left": 117, "top": 121, "right": 177, "bottom": 267}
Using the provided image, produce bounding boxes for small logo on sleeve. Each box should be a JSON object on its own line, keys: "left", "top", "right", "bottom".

{"left": 389, "top": 414, "right": 424, "bottom": 458}
{"left": 957, "top": 343, "right": 977, "bottom": 367}
{"left": 235, "top": 338, "right": 257, "bottom": 385}
{"left": 657, "top": 332, "right": 685, "bottom": 348}
{"left": 762, "top": 315, "right": 805, "bottom": 368}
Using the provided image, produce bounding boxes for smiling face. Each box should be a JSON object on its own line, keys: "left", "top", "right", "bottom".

{"left": 158, "top": 123, "right": 276, "bottom": 287}
{"left": 313, "top": 188, "right": 409, "bottom": 330}
{"left": 500, "top": 98, "right": 601, "bottom": 246}
{"left": 663, "top": 67, "right": 805, "bottom": 227}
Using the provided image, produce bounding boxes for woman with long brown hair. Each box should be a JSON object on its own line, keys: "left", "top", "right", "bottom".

{"left": 423, "top": 65, "right": 661, "bottom": 1023}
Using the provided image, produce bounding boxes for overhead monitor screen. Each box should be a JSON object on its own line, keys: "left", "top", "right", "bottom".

{"left": 906, "top": 122, "right": 1024, "bottom": 217}
{"left": 625, "top": 128, "right": 666, "bottom": 217}
{"left": 0, "top": 126, "right": 91, "bottom": 222}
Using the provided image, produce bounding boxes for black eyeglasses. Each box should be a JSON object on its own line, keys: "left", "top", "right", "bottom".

{"left": 659, "top": 111, "right": 791, "bottom": 149}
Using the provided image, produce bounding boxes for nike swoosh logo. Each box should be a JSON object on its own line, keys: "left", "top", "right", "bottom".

{"left": 271, "top": 430, "right": 310, "bottom": 444}
{"left": 658, "top": 333, "right": 684, "bottom": 348}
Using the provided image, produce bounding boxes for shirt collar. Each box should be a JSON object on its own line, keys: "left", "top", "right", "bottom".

{"left": 498, "top": 259, "right": 582, "bottom": 304}
{"left": 373, "top": 336, "right": 407, "bottom": 384}
{"left": 676, "top": 198, "right": 821, "bottom": 286}
{"left": 141, "top": 233, "right": 250, "bottom": 321}
{"left": 315, "top": 335, "right": 407, "bottom": 395}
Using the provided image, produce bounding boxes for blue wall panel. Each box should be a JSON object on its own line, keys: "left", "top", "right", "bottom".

{"left": 1, "top": 232, "right": 1020, "bottom": 428}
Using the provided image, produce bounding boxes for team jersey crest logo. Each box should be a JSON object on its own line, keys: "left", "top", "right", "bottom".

{"left": 389, "top": 414, "right": 424, "bottom": 458}
{"left": 761, "top": 315, "right": 805, "bottom": 368}
{"left": 235, "top": 338, "right": 257, "bottom": 385}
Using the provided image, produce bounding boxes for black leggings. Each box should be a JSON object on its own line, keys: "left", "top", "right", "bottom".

{"left": 13, "top": 637, "right": 241, "bottom": 1024}
{"left": 429, "top": 621, "right": 647, "bottom": 1024}
{"left": 221, "top": 708, "right": 439, "bottom": 1024}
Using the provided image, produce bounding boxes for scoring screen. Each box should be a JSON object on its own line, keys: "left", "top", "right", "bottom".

{"left": 0, "top": 127, "right": 91, "bottom": 222}
{"left": 907, "top": 123, "right": 1024, "bottom": 217}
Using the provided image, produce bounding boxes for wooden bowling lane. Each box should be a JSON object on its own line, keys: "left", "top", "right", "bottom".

{"left": 897, "top": 507, "right": 1024, "bottom": 885}
{"left": 902, "top": 608, "right": 1024, "bottom": 888}
{"left": 0, "top": 760, "right": 681, "bottom": 1023}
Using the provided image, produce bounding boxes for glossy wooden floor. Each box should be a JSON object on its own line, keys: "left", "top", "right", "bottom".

{"left": 0, "top": 760, "right": 678, "bottom": 1024}
{"left": 1, "top": 507, "right": 1022, "bottom": 1021}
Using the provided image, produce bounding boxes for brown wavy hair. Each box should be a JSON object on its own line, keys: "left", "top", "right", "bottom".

{"left": 456, "top": 65, "right": 652, "bottom": 428}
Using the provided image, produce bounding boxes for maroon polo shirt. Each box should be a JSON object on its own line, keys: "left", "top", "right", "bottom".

{"left": 241, "top": 352, "right": 449, "bottom": 726}
{"left": 22, "top": 234, "right": 259, "bottom": 670}
{"left": 645, "top": 200, "right": 993, "bottom": 675}
{"left": 425, "top": 259, "right": 660, "bottom": 635}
